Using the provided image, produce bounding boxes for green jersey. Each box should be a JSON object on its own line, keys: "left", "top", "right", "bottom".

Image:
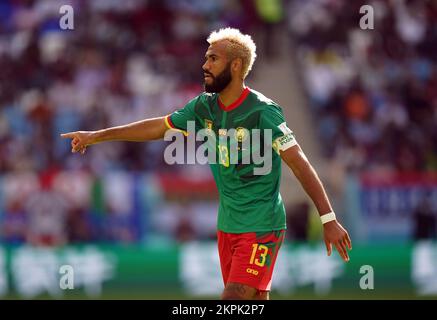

{"left": 165, "top": 87, "right": 297, "bottom": 233}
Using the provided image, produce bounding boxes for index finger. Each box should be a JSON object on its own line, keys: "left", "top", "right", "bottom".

{"left": 60, "top": 132, "right": 75, "bottom": 139}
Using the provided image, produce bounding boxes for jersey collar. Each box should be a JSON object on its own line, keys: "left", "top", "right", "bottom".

{"left": 218, "top": 87, "right": 250, "bottom": 112}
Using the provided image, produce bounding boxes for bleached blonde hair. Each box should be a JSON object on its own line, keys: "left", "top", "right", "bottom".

{"left": 207, "top": 27, "right": 257, "bottom": 79}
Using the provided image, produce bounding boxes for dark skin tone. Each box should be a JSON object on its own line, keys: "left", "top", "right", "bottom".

{"left": 61, "top": 39, "right": 352, "bottom": 300}
{"left": 203, "top": 41, "right": 246, "bottom": 105}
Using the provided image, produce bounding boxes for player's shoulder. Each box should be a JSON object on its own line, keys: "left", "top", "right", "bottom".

{"left": 183, "top": 92, "right": 216, "bottom": 112}
{"left": 248, "top": 88, "right": 283, "bottom": 114}
{"left": 198, "top": 91, "right": 217, "bottom": 103}
{"left": 192, "top": 91, "right": 217, "bottom": 108}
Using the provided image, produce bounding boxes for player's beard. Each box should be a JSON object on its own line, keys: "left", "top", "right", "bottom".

{"left": 204, "top": 62, "right": 232, "bottom": 93}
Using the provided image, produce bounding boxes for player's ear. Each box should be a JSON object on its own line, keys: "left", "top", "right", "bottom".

{"left": 231, "top": 58, "right": 243, "bottom": 76}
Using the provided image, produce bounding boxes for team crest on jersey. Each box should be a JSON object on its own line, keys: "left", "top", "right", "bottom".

{"left": 235, "top": 127, "right": 249, "bottom": 142}
{"left": 204, "top": 119, "right": 213, "bottom": 133}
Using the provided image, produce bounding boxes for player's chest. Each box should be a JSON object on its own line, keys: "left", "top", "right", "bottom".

{"left": 200, "top": 107, "right": 259, "bottom": 137}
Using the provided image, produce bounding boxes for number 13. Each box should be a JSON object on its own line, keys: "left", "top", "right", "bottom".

{"left": 218, "top": 145, "right": 229, "bottom": 167}
{"left": 250, "top": 244, "right": 269, "bottom": 267}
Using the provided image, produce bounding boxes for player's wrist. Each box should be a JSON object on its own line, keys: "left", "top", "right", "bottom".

{"left": 320, "top": 212, "right": 336, "bottom": 225}
{"left": 91, "top": 130, "right": 106, "bottom": 144}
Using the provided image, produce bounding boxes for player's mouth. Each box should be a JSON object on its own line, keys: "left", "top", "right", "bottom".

{"left": 204, "top": 73, "right": 213, "bottom": 80}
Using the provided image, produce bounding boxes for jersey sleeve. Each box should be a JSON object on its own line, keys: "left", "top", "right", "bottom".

{"left": 259, "top": 105, "right": 297, "bottom": 154}
{"left": 165, "top": 96, "right": 200, "bottom": 136}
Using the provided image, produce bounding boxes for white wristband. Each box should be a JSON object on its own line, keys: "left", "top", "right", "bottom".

{"left": 320, "top": 212, "right": 336, "bottom": 224}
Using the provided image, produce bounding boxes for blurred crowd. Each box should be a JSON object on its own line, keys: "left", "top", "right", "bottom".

{"left": 1, "top": 0, "right": 436, "bottom": 246}
{"left": 0, "top": 0, "right": 265, "bottom": 176}
{"left": 289, "top": 0, "right": 437, "bottom": 173}
{"left": 0, "top": 0, "right": 281, "bottom": 245}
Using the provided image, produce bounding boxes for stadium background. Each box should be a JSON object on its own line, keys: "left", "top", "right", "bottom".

{"left": 0, "top": 0, "right": 436, "bottom": 299}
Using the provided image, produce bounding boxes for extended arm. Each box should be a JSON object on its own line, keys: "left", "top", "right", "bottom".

{"left": 61, "top": 116, "right": 168, "bottom": 154}
{"left": 280, "top": 144, "right": 352, "bottom": 262}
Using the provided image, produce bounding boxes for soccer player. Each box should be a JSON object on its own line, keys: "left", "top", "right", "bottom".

{"left": 61, "top": 28, "right": 352, "bottom": 300}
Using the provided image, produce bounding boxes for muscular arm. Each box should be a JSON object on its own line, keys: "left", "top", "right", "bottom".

{"left": 280, "top": 144, "right": 333, "bottom": 215}
{"left": 61, "top": 116, "right": 168, "bottom": 153}
{"left": 280, "top": 144, "right": 352, "bottom": 261}
{"left": 91, "top": 117, "right": 168, "bottom": 143}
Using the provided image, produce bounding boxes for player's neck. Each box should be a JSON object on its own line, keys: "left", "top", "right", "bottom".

{"left": 218, "top": 81, "right": 246, "bottom": 107}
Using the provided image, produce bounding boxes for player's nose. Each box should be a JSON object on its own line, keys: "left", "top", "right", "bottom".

{"left": 202, "top": 61, "right": 211, "bottom": 73}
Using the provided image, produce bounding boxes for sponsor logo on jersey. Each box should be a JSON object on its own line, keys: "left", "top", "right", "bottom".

{"left": 278, "top": 134, "right": 293, "bottom": 146}
{"left": 235, "top": 127, "right": 248, "bottom": 143}
{"left": 204, "top": 119, "right": 213, "bottom": 134}
{"left": 246, "top": 268, "right": 259, "bottom": 276}
{"left": 273, "top": 132, "right": 297, "bottom": 154}
{"left": 219, "top": 129, "right": 227, "bottom": 136}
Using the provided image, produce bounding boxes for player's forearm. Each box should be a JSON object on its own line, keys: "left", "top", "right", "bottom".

{"left": 291, "top": 160, "right": 333, "bottom": 216}
{"left": 91, "top": 117, "right": 167, "bottom": 144}
{"left": 282, "top": 146, "right": 333, "bottom": 215}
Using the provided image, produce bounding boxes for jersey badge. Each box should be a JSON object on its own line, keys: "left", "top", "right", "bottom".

{"left": 204, "top": 119, "right": 213, "bottom": 134}
{"left": 235, "top": 127, "right": 249, "bottom": 143}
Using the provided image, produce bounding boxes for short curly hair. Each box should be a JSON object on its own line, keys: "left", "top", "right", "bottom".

{"left": 207, "top": 27, "right": 257, "bottom": 79}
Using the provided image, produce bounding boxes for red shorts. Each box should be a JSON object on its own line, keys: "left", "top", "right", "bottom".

{"left": 217, "top": 230, "right": 285, "bottom": 291}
